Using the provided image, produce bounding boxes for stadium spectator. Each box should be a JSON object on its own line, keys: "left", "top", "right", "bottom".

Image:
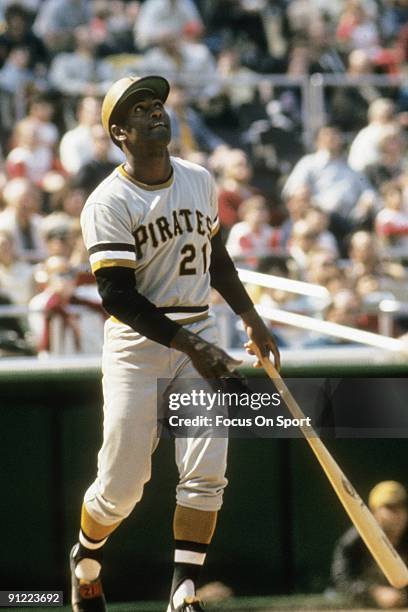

{"left": 325, "top": 289, "right": 362, "bottom": 327}
{"left": 304, "top": 208, "right": 339, "bottom": 257}
{"left": 0, "top": 3, "right": 48, "bottom": 72}
{"left": 347, "top": 230, "right": 382, "bottom": 280}
{"left": 34, "top": 213, "right": 78, "bottom": 290}
{"left": 336, "top": 0, "right": 380, "bottom": 57}
{"left": 25, "top": 93, "right": 59, "bottom": 152}
{"left": 287, "top": 213, "right": 343, "bottom": 284}
{"left": 41, "top": 213, "right": 76, "bottom": 259}
{"left": 74, "top": 124, "right": 117, "bottom": 195}
{"left": 52, "top": 183, "right": 87, "bottom": 219}
{"left": 216, "top": 48, "right": 257, "bottom": 111}
{"left": 381, "top": 0, "right": 408, "bottom": 42}
{"left": 226, "top": 195, "right": 281, "bottom": 269}
{"left": 0, "top": 0, "right": 42, "bottom": 17}
{"left": 347, "top": 230, "right": 407, "bottom": 299}
{"left": 133, "top": 0, "right": 203, "bottom": 50}
{"left": 328, "top": 49, "right": 380, "bottom": 133}
{"left": 364, "top": 128, "right": 407, "bottom": 191}
{"left": 398, "top": 20, "right": 408, "bottom": 68}
{"left": 306, "top": 17, "right": 346, "bottom": 74}
{"left": 348, "top": 98, "right": 398, "bottom": 172}
{"left": 286, "top": 39, "right": 313, "bottom": 77}
{"left": 330, "top": 480, "right": 408, "bottom": 609}
{"left": 302, "top": 289, "right": 362, "bottom": 347}
{"left": 355, "top": 273, "right": 383, "bottom": 301}
{"left": 0, "top": 177, "right": 46, "bottom": 263}
{"left": 302, "top": 278, "right": 367, "bottom": 348}
{"left": 287, "top": 218, "right": 323, "bottom": 275}
{"left": 141, "top": 32, "right": 221, "bottom": 102}
{"left": 280, "top": 185, "right": 313, "bottom": 247}
{"left": 282, "top": 125, "right": 374, "bottom": 223}
{"left": 287, "top": 0, "right": 343, "bottom": 33}
{"left": 376, "top": 181, "right": 408, "bottom": 249}
{"left": 33, "top": 0, "right": 91, "bottom": 53}
{"left": 0, "top": 229, "right": 34, "bottom": 305}
{"left": 69, "top": 224, "right": 90, "bottom": 271}
{"left": 6, "top": 117, "right": 63, "bottom": 190}
{"left": 217, "top": 149, "right": 258, "bottom": 235}
{"left": 0, "top": 45, "right": 36, "bottom": 95}
{"left": 89, "top": 0, "right": 138, "bottom": 57}
{"left": 29, "top": 255, "right": 80, "bottom": 354}
{"left": 59, "top": 96, "right": 123, "bottom": 175}
{"left": 401, "top": 170, "right": 408, "bottom": 209}
{"left": 0, "top": 286, "right": 35, "bottom": 356}
{"left": 48, "top": 25, "right": 114, "bottom": 98}
{"left": 165, "top": 81, "right": 225, "bottom": 156}
{"left": 29, "top": 254, "right": 104, "bottom": 355}
{"left": 305, "top": 250, "right": 348, "bottom": 295}
{"left": 200, "top": 0, "right": 281, "bottom": 73}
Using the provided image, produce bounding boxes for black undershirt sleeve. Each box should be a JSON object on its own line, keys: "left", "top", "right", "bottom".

{"left": 209, "top": 230, "right": 254, "bottom": 314}
{"left": 95, "top": 231, "right": 252, "bottom": 345}
{"left": 95, "top": 267, "right": 181, "bottom": 347}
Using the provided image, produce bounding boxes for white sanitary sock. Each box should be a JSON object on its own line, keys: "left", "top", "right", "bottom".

{"left": 75, "top": 558, "right": 101, "bottom": 582}
{"left": 172, "top": 579, "right": 195, "bottom": 608}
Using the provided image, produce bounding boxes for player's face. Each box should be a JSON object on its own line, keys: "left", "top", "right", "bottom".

{"left": 121, "top": 94, "right": 171, "bottom": 148}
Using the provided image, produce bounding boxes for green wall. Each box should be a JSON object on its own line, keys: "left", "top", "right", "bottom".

{"left": 0, "top": 363, "right": 407, "bottom": 602}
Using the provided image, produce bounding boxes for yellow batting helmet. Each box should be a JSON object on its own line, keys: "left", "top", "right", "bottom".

{"left": 369, "top": 481, "right": 407, "bottom": 511}
{"left": 101, "top": 75, "right": 170, "bottom": 137}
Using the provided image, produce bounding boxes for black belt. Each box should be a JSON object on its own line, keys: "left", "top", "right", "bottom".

{"left": 156, "top": 305, "right": 209, "bottom": 313}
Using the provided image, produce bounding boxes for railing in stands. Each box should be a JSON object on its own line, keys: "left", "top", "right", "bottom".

{"left": 236, "top": 268, "right": 407, "bottom": 352}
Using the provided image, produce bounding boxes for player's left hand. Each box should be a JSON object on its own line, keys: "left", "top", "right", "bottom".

{"left": 241, "top": 308, "right": 280, "bottom": 370}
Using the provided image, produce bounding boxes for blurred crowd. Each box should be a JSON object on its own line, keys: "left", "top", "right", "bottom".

{"left": 0, "top": 0, "right": 406, "bottom": 356}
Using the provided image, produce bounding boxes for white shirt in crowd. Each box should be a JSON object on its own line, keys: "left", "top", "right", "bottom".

{"left": 6, "top": 146, "right": 54, "bottom": 184}
{"left": 134, "top": 0, "right": 203, "bottom": 49}
{"left": 141, "top": 41, "right": 220, "bottom": 100}
{"left": 226, "top": 221, "right": 281, "bottom": 261}
{"left": 0, "top": 209, "right": 46, "bottom": 262}
{"left": 49, "top": 54, "right": 114, "bottom": 97}
{"left": 348, "top": 123, "right": 394, "bottom": 172}
{"left": 283, "top": 150, "right": 371, "bottom": 217}
{"left": 59, "top": 125, "right": 124, "bottom": 175}
{"left": 0, "top": 260, "right": 34, "bottom": 305}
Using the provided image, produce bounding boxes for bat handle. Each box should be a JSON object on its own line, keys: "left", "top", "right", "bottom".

{"left": 260, "top": 355, "right": 280, "bottom": 380}
{"left": 247, "top": 340, "right": 280, "bottom": 378}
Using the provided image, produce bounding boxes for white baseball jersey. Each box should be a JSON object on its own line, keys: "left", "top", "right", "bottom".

{"left": 80, "top": 157, "right": 220, "bottom": 321}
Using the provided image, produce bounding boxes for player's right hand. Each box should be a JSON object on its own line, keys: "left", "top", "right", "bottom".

{"left": 170, "top": 328, "right": 242, "bottom": 379}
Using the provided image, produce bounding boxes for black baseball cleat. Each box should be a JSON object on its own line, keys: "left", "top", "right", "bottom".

{"left": 171, "top": 596, "right": 205, "bottom": 611}
{"left": 70, "top": 544, "right": 106, "bottom": 612}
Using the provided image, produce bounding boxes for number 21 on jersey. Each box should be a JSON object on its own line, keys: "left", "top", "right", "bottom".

{"left": 179, "top": 243, "right": 209, "bottom": 275}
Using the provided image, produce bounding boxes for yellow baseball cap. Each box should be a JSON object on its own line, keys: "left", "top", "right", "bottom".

{"left": 101, "top": 75, "right": 170, "bottom": 136}
{"left": 368, "top": 481, "right": 407, "bottom": 510}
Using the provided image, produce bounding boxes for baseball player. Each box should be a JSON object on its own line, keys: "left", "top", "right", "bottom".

{"left": 70, "top": 75, "right": 280, "bottom": 612}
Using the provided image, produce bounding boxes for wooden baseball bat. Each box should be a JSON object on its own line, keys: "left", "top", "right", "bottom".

{"left": 259, "top": 354, "right": 408, "bottom": 589}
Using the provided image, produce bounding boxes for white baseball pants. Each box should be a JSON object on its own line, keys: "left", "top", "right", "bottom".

{"left": 84, "top": 315, "right": 228, "bottom": 526}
